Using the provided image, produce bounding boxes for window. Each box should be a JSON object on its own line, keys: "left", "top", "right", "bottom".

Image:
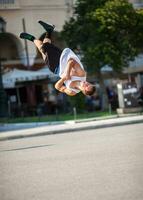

{"left": 0, "top": 0, "right": 20, "bottom": 9}
{"left": 0, "top": 0, "right": 15, "bottom": 4}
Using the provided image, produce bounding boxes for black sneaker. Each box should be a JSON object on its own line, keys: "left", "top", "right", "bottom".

{"left": 20, "top": 32, "right": 35, "bottom": 42}
{"left": 38, "top": 20, "right": 55, "bottom": 32}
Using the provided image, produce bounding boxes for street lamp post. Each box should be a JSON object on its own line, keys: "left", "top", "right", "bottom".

{"left": 0, "top": 18, "right": 8, "bottom": 117}
{"left": 0, "top": 59, "right": 8, "bottom": 117}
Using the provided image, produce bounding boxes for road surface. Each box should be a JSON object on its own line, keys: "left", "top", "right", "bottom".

{"left": 0, "top": 123, "right": 143, "bottom": 200}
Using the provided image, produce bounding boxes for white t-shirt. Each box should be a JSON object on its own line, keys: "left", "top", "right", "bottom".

{"left": 59, "top": 48, "right": 86, "bottom": 93}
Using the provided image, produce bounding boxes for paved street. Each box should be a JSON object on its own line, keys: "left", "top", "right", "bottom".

{"left": 0, "top": 123, "right": 143, "bottom": 200}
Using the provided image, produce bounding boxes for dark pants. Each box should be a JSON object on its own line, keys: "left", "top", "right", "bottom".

{"left": 42, "top": 42, "right": 62, "bottom": 73}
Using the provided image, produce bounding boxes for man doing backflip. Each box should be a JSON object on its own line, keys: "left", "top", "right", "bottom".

{"left": 20, "top": 21, "right": 96, "bottom": 96}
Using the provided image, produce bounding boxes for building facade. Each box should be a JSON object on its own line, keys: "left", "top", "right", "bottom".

{"left": 0, "top": 0, "right": 143, "bottom": 116}
{"left": 129, "top": 0, "right": 143, "bottom": 8}
{"left": 0, "top": 0, "right": 74, "bottom": 67}
{"left": 0, "top": 0, "right": 75, "bottom": 117}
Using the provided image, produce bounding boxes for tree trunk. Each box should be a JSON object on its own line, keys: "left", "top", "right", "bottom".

{"left": 97, "top": 72, "right": 109, "bottom": 111}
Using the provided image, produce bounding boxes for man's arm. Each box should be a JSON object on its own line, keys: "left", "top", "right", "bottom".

{"left": 54, "top": 77, "right": 66, "bottom": 92}
{"left": 62, "top": 58, "right": 85, "bottom": 79}
{"left": 54, "top": 77, "right": 76, "bottom": 96}
{"left": 65, "top": 58, "right": 86, "bottom": 77}
{"left": 65, "top": 59, "right": 74, "bottom": 78}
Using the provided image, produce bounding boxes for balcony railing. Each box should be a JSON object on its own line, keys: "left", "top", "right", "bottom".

{"left": 129, "top": 55, "right": 143, "bottom": 68}
{"left": 133, "top": 3, "right": 143, "bottom": 8}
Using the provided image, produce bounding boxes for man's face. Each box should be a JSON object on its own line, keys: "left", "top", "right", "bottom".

{"left": 81, "top": 81, "right": 93, "bottom": 94}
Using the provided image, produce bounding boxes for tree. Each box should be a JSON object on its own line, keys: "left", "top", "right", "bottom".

{"left": 62, "top": 0, "right": 143, "bottom": 110}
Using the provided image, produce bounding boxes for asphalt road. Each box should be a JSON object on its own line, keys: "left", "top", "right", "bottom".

{"left": 0, "top": 123, "right": 143, "bottom": 200}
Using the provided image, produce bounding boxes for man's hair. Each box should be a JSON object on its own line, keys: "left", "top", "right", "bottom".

{"left": 84, "top": 85, "right": 96, "bottom": 96}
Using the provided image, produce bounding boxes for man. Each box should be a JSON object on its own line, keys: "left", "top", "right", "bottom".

{"left": 20, "top": 21, "right": 96, "bottom": 96}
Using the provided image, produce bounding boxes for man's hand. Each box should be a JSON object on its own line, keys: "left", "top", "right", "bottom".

{"left": 54, "top": 77, "right": 76, "bottom": 96}
{"left": 54, "top": 77, "right": 66, "bottom": 91}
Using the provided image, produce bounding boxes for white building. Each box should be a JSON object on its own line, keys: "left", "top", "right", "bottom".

{"left": 128, "top": 0, "right": 143, "bottom": 9}
{"left": 0, "top": 0, "right": 75, "bottom": 114}
{"left": 0, "top": 0, "right": 74, "bottom": 67}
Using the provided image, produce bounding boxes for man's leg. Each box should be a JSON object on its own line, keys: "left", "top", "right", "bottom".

{"left": 20, "top": 32, "right": 35, "bottom": 42}
{"left": 33, "top": 39, "right": 47, "bottom": 60}
{"left": 38, "top": 20, "right": 55, "bottom": 39}
{"left": 20, "top": 32, "right": 47, "bottom": 60}
{"left": 43, "top": 35, "right": 52, "bottom": 44}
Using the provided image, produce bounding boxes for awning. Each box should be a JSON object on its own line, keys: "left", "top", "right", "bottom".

{"left": 2, "top": 67, "right": 57, "bottom": 88}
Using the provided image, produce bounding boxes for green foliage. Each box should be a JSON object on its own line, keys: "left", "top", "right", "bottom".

{"left": 0, "top": 111, "right": 116, "bottom": 123}
{"left": 93, "top": 0, "right": 139, "bottom": 69}
{"left": 62, "top": 0, "right": 143, "bottom": 74}
{"left": 74, "top": 0, "right": 106, "bottom": 17}
{"left": 68, "top": 92, "right": 85, "bottom": 113}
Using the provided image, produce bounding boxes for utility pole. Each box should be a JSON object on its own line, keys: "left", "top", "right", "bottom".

{"left": 22, "top": 18, "right": 30, "bottom": 68}
{"left": 22, "top": 18, "right": 36, "bottom": 109}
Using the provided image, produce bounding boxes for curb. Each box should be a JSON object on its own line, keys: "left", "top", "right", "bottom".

{"left": 0, "top": 121, "right": 70, "bottom": 132}
{"left": 0, "top": 113, "right": 139, "bottom": 132}
{"left": 0, "top": 115, "right": 143, "bottom": 141}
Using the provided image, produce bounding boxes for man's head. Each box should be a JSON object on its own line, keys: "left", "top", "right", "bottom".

{"left": 80, "top": 81, "right": 96, "bottom": 96}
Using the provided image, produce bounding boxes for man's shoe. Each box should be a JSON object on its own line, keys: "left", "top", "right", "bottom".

{"left": 20, "top": 32, "right": 35, "bottom": 42}
{"left": 38, "top": 20, "right": 55, "bottom": 32}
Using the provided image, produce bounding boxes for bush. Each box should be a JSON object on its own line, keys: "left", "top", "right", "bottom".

{"left": 68, "top": 93, "right": 85, "bottom": 113}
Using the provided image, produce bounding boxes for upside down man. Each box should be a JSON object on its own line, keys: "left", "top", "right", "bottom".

{"left": 20, "top": 21, "right": 96, "bottom": 96}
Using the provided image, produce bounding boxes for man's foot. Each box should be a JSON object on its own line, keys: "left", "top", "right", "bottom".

{"left": 20, "top": 32, "right": 35, "bottom": 42}
{"left": 38, "top": 20, "right": 55, "bottom": 32}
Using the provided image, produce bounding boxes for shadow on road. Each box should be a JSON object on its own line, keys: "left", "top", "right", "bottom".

{"left": 0, "top": 144, "right": 55, "bottom": 152}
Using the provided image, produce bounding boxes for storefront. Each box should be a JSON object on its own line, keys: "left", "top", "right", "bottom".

{"left": 2, "top": 67, "right": 58, "bottom": 117}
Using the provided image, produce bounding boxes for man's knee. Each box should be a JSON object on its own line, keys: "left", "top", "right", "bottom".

{"left": 43, "top": 38, "right": 51, "bottom": 43}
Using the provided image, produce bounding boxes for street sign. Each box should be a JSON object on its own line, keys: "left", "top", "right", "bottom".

{"left": 117, "top": 83, "right": 140, "bottom": 108}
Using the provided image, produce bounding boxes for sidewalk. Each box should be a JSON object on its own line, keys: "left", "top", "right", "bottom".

{"left": 0, "top": 114, "right": 143, "bottom": 141}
